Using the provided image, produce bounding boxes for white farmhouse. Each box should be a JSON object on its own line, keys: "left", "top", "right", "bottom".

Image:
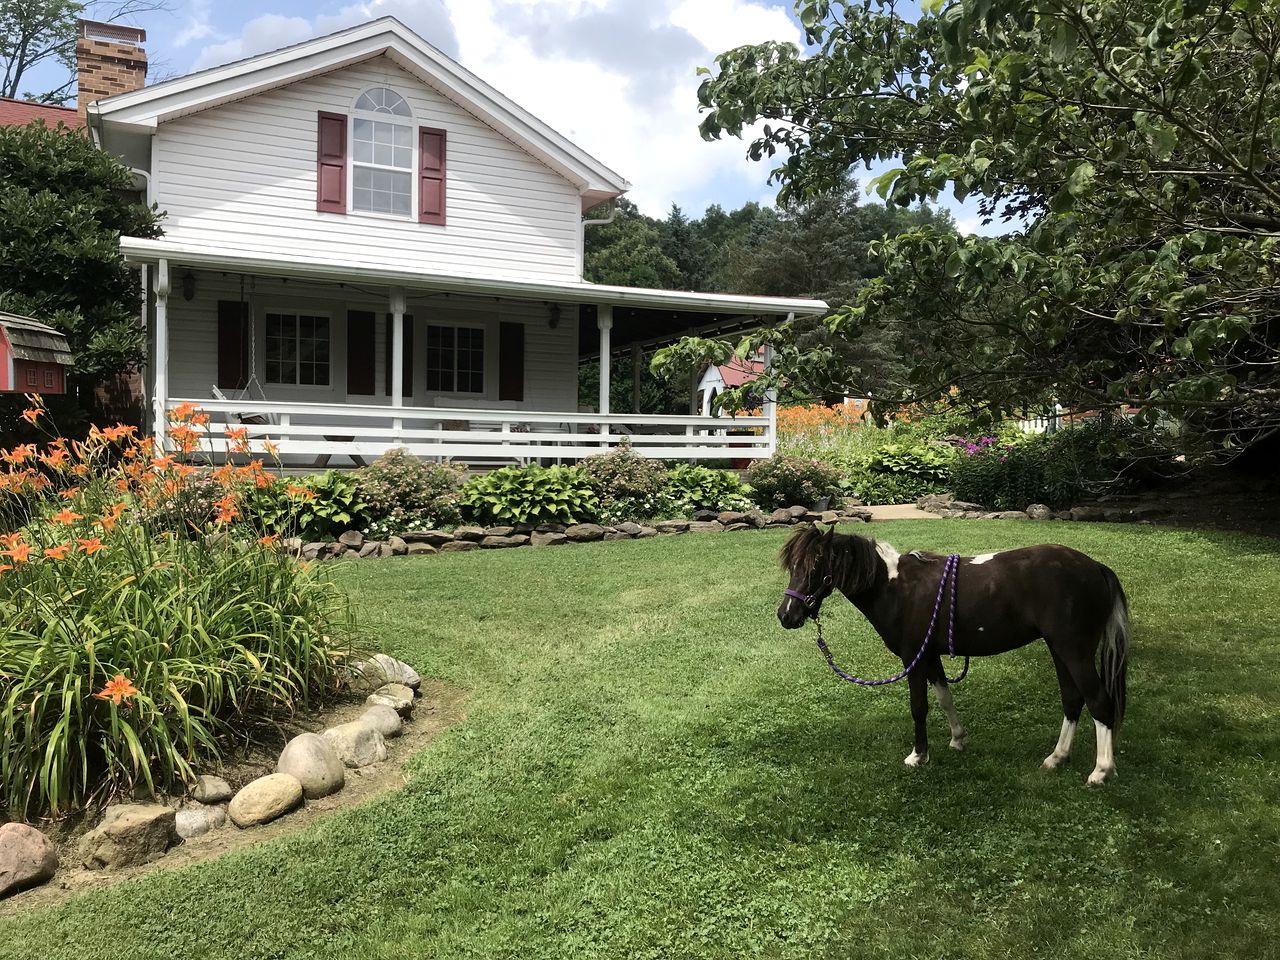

{"left": 81, "top": 17, "right": 826, "bottom": 463}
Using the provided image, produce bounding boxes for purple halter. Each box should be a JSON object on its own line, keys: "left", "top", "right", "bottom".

{"left": 794, "top": 553, "right": 969, "bottom": 687}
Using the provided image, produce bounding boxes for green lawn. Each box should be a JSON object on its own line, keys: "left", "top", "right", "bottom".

{"left": 3, "top": 521, "right": 1279, "bottom": 960}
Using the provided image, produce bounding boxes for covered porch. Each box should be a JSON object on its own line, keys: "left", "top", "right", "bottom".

{"left": 122, "top": 239, "right": 827, "bottom": 464}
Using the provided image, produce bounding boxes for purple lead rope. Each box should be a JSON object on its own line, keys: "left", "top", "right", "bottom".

{"left": 812, "top": 553, "right": 969, "bottom": 686}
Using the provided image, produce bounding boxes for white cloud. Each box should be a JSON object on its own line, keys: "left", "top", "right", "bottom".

{"left": 955, "top": 216, "right": 982, "bottom": 236}
{"left": 173, "top": 0, "right": 216, "bottom": 47}
{"left": 192, "top": 0, "right": 458, "bottom": 71}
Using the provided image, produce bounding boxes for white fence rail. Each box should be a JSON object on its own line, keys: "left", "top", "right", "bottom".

{"left": 167, "top": 398, "right": 774, "bottom": 462}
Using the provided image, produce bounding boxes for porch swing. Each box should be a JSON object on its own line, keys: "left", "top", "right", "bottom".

{"left": 210, "top": 276, "right": 276, "bottom": 426}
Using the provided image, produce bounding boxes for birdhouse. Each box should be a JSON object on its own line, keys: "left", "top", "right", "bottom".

{"left": 0, "top": 311, "right": 73, "bottom": 395}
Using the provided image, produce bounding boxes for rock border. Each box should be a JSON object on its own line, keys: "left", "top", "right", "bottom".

{"left": 284, "top": 504, "right": 875, "bottom": 561}
{"left": 916, "top": 493, "right": 1170, "bottom": 524}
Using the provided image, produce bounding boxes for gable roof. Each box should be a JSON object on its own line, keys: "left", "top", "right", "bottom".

{"left": 716, "top": 355, "right": 765, "bottom": 388}
{"left": 0, "top": 311, "right": 73, "bottom": 365}
{"left": 0, "top": 97, "right": 83, "bottom": 129}
{"left": 88, "top": 16, "right": 629, "bottom": 203}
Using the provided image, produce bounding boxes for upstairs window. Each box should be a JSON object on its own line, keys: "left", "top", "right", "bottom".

{"left": 352, "top": 87, "right": 413, "bottom": 217}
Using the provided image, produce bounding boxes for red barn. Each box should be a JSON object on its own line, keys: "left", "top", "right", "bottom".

{"left": 0, "top": 312, "right": 73, "bottom": 394}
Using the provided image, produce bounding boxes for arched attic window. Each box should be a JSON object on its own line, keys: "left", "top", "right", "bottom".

{"left": 352, "top": 86, "right": 414, "bottom": 217}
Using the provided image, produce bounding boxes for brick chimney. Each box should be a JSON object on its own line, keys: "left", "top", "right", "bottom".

{"left": 76, "top": 19, "right": 147, "bottom": 119}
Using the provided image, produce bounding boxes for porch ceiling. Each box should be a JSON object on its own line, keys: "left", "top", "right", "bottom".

{"left": 120, "top": 237, "right": 828, "bottom": 347}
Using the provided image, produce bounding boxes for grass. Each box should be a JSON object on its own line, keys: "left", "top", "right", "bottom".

{"left": 2, "top": 521, "right": 1279, "bottom": 959}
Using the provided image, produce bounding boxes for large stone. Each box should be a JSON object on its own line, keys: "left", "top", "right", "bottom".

{"left": 481, "top": 535, "right": 527, "bottom": 549}
{"left": 401, "top": 530, "right": 454, "bottom": 547}
{"left": 655, "top": 519, "right": 689, "bottom": 534}
{"left": 228, "top": 774, "right": 303, "bottom": 828}
{"left": 192, "top": 774, "right": 233, "bottom": 804}
{"left": 743, "top": 512, "right": 768, "bottom": 529}
{"left": 281, "top": 537, "right": 303, "bottom": 557}
{"left": 1070, "top": 506, "right": 1106, "bottom": 522}
{"left": 338, "top": 530, "right": 364, "bottom": 549}
{"left": 323, "top": 722, "right": 388, "bottom": 768}
{"left": 345, "top": 653, "right": 420, "bottom": 693}
{"left": 788, "top": 505, "right": 808, "bottom": 519}
{"left": 277, "top": 732, "right": 346, "bottom": 799}
{"left": 531, "top": 531, "right": 568, "bottom": 547}
{"left": 175, "top": 804, "right": 227, "bottom": 840}
{"left": 820, "top": 510, "right": 840, "bottom": 525}
{"left": 484, "top": 525, "right": 515, "bottom": 538}
{"left": 614, "top": 522, "right": 642, "bottom": 536}
{"left": 375, "top": 653, "right": 421, "bottom": 690}
{"left": 301, "top": 542, "right": 328, "bottom": 561}
{"left": 724, "top": 522, "right": 750, "bottom": 532}
{"left": 357, "top": 541, "right": 382, "bottom": 559}
{"left": 406, "top": 542, "right": 438, "bottom": 556}
{"left": 687, "top": 521, "right": 725, "bottom": 534}
{"left": 386, "top": 536, "right": 409, "bottom": 556}
{"left": 769, "top": 508, "right": 793, "bottom": 524}
{"left": 80, "top": 804, "right": 180, "bottom": 869}
{"left": 1026, "top": 503, "right": 1054, "bottom": 520}
{"left": 636, "top": 526, "right": 658, "bottom": 538}
{"left": 692, "top": 509, "right": 719, "bottom": 522}
{"left": 360, "top": 704, "right": 403, "bottom": 739}
{"left": 534, "top": 522, "right": 567, "bottom": 533}
{"left": 603, "top": 531, "right": 632, "bottom": 541}
{"left": 718, "top": 511, "right": 748, "bottom": 525}
{"left": 367, "top": 683, "right": 415, "bottom": 717}
{"left": 993, "top": 510, "right": 1030, "bottom": 520}
{"left": 564, "top": 523, "right": 606, "bottom": 542}
{"left": 0, "top": 823, "right": 58, "bottom": 898}
{"left": 440, "top": 540, "right": 480, "bottom": 553}
{"left": 454, "top": 526, "right": 486, "bottom": 541}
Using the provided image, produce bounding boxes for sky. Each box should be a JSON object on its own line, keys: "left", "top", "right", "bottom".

{"left": 63, "top": 0, "right": 995, "bottom": 234}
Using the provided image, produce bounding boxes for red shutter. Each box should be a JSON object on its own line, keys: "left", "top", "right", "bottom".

{"left": 216, "top": 300, "right": 250, "bottom": 389}
{"left": 419, "top": 127, "right": 446, "bottom": 225}
{"left": 346, "top": 310, "right": 375, "bottom": 396}
{"left": 499, "top": 322, "right": 525, "bottom": 401}
{"left": 316, "top": 111, "right": 347, "bottom": 213}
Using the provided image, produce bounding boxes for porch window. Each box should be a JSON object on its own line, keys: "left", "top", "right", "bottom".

{"left": 352, "top": 87, "right": 413, "bottom": 218}
{"left": 265, "top": 312, "right": 331, "bottom": 386}
{"left": 426, "top": 325, "right": 484, "bottom": 393}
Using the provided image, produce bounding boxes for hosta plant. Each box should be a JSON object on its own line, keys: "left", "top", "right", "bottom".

{"left": 460, "top": 465, "right": 597, "bottom": 525}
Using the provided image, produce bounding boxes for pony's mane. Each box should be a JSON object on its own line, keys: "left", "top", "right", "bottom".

{"left": 779, "top": 525, "right": 882, "bottom": 595}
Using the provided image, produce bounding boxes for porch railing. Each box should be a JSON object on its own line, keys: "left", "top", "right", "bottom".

{"left": 166, "top": 398, "right": 774, "bottom": 462}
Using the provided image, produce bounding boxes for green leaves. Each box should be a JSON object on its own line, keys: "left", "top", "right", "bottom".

{"left": 460, "top": 466, "right": 598, "bottom": 525}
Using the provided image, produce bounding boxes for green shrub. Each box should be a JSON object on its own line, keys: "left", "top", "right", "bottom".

{"left": 355, "top": 449, "right": 465, "bottom": 533}
{"left": 949, "top": 418, "right": 1162, "bottom": 509}
{"left": 841, "top": 443, "right": 955, "bottom": 505}
{"left": 243, "top": 470, "right": 368, "bottom": 541}
{"left": 460, "top": 465, "right": 597, "bottom": 525}
{"left": 662, "top": 464, "right": 753, "bottom": 515}
{"left": 745, "top": 454, "right": 843, "bottom": 509}
{"left": 581, "top": 442, "right": 668, "bottom": 522}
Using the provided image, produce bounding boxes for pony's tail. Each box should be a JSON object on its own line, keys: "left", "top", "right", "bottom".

{"left": 1099, "top": 565, "right": 1129, "bottom": 727}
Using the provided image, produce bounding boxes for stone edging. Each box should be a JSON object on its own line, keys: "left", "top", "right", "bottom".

{"left": 283, "top": 504, "right": 875, "bottom": 561}
{"left": 916, "top": 494, "right": 1170, "bottom": 523}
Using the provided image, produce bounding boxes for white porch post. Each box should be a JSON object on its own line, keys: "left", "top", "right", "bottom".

{"left": 764, "top": 315, "right": 787, "bottom": 456}
{"left": 153, "top": 258, "right": 170, "bottom": 452}
{"left": 390, "top": 286, "right": 406, "bottom": 443}
{"left": 597, "top": 304, "right": 612, "bottom": 441}
{"left": 631, "top": 343, "right": 642, "bottom": 414}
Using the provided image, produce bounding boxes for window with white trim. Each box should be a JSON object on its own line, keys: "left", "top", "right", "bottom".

{"left": 351, "top": 87, "right": 413, "bottom": 217}
{"left": 265, "top": 312, "right": 331, "bottom": 386}
{"left": 426, "top": 325, "right": 484, "bottom": 393}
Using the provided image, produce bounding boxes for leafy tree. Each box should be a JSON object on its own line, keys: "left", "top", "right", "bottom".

{"left": 690, "top": 0, "right": 1280, "bottom": 457}
{"left": 0, "top": 119, "right": 162, "bottom": 382}
{"left": 583, "top": 198, "right": 682, "bottom": 289}
{"left": 1, "top": 0, "right": 165, "bottom": 103}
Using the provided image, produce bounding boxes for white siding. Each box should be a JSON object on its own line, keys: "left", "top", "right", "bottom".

{"left": 166, "top": 271, "right": 580, "bottom": 412}
{"left": 153, "top": 58, "right": 585, "bottom": 282}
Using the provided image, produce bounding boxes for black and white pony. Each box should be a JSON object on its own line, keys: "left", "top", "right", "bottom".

{"left": 778, "top": 526, "right": 1129, "bottom": 785}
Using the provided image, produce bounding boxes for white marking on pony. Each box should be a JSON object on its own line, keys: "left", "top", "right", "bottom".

{"left": 969, "top": 552, "right": 998, "bottom": 565}
{"left": 1087, "top": 719, "right": 1116, "bottom": 785}
{"left": 1042, "top": 717, "right": 1077, "bottom": 769}
{"left": 903, "top": 749, "right": 928, "bottom": 767}
{"left": 876, "top": 541, "right": 901, "bottom": 580}
{"left": 932, "top": 681, "right": 967, "bottom": 751}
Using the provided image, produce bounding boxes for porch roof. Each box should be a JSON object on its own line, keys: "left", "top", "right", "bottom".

{"left": 121, "top": 236, "right": 829, "bottom": 356}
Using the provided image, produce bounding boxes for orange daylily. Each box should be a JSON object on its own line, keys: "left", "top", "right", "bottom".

{"left": 3, "top": 443, "right": 36, "bottom": 465}
{"left": 261, "top": 438, "right": 279, "bottom": 457}
{"left": 43, "top": 542, "right": 74, "bottom": 560}
{"left": 225, "top": 426, "right": 251, "bottom": 455}
{"left": 98, "top": 501, "right": 128, "bottom": 532}
{"left": 258, "top": 534, "right": 280, "bottom": 547}
{"left": 4, "top": 542, "right": 30, "bottom": 564}
{"left": 59, "top": 487, "right": 81, "bottom": 499}
{"left": 94, "top": 674, "right": 138, "bottom": 705}
{"left": 213, "top": 493, "right": 239, "bottom": 524}
{"left": 51, "top": 508, "right": 84, "bottom": 525}
{"left": 1, "top": 532, "right": 24, "bottom": 549}
{"left": 77, "top": 537, "right": 105, "bottom": 555}
{"left": 170, "top": 402, "right": 198, "bottom": 421}
{"left": 21, "top": 406, "right": 40, "bottom": 425}
{"left": 286, "top": 484, "right": 316, "bottom": 501}
{"left": 101, "top": 424, "right": 135, "bottom": 442}
{"left": 0, "top": 564, "right": 12, "bottom": 575}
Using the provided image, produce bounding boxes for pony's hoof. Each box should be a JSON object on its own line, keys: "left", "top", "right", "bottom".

{"left": 1086, "top": 766, "right": 1115, "bottom": 786}
{"left": 1042, "top": 752, "right": 1069, "bottom": 770}
{"left": 949, "top": 734, "right": 968, "bottom": 752}
{"left": 903, "top": 750, "right": 928, "bottom": 768}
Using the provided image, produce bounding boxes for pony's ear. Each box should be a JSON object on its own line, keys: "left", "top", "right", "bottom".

{"left": 824, "top": 524, "right": 836, "bottom": 541}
